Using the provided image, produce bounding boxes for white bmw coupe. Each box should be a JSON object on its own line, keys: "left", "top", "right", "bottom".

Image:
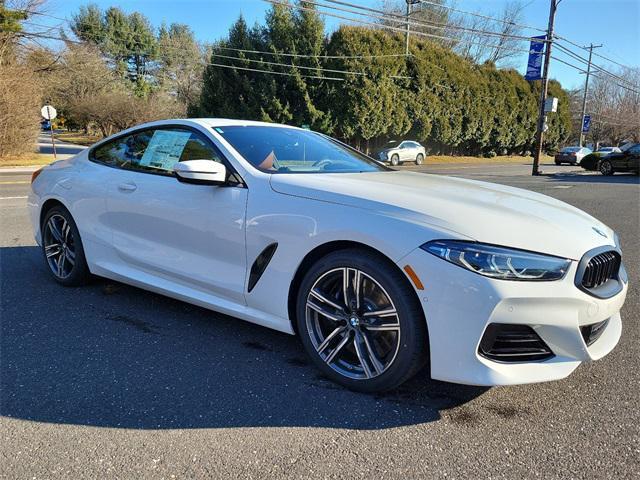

{"left": 29, "top": 119, "right": 628, "bottom": 392}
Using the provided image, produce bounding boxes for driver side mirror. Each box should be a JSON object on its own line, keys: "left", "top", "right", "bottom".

{"left": 174, "top": 160, "right": 227, "bottom": 185}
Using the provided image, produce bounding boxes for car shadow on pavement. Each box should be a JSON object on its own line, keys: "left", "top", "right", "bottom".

{"left": 0, "top": 246, "right": 487, "bottom": 431}
{"left": 549, "top": 172, "right": 640, "bottom": 184}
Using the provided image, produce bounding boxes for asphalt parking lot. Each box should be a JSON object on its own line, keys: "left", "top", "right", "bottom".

{"left": 1, "top": 163, "right": 639, "bottom": 479}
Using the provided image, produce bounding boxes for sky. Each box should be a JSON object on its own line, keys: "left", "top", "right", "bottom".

{"left": 36, "top": 0, "right": 640, "bottom": 90}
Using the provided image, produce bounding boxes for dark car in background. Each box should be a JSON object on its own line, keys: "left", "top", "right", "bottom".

{"left": 580, "top": 146, "right": 622, "bottom": 171}
{"left": 554, "top": 146, "right": 591, "bottom": 165}
{"left": 598, "top": 143, "right": 640, "bottom": 175}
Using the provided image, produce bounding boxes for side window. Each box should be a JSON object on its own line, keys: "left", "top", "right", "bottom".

{"left": 178, "top": 130, "right": 224, "bottom": 163}
{"left": 92, "top": 135, "right": 135, "bottom": 167}
{"left": 92, "top": 127, "right": 225, "bottom": 176}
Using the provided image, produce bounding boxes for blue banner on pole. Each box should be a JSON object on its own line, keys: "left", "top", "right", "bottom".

{"left": 582, "top": 115, "right": 591, "bottom": 133}
{"left": 525, "top": 35, "right": 546, "bottom": 81}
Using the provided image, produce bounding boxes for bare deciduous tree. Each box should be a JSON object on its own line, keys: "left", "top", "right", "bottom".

{"left": 580, "top": 68, "right": 640, "bottom": 146}
{"left": 381, "top": 0, "right": 527, "bottom": 66}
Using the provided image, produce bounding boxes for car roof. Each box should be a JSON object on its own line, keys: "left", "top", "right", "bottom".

{"left": 192, "top": 118, "right": 300, "bottom": 129}
{"left": 90, "top": 118, "right": 305, "bottom": 149}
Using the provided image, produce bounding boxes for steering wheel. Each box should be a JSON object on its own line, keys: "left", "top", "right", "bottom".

{"left": 312, "top": 159, "right": 332, "bottom": 170}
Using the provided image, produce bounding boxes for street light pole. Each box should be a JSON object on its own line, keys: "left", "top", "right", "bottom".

{"left": 405, "top": 0, "right": 412, "bottom": 55}
{"left": 404, "top": 0, "right": 420, "bottom": 55}
{"left": 532, "top": 0, "right": 559, "bottom": 176}
{"left": 579, "top": 43, "right": 602, "bottom": 148}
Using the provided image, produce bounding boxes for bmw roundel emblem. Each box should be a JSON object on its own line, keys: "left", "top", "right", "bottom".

{"left": 592, "top": 226, "right": 608, "bottom": 238}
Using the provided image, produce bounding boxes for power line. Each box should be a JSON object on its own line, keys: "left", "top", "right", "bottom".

{"left": 265, "top": 0, "right": 533, "bottom": 56}
{"left": 554, "top": 34, "right": 631, "bottom": 71}
{"left": 414, "top": 0, "right": 547, "bottom": 33}
{"left": 205, "top": 62, "right": 344, "bottom": 81}
{"left": 16, "top": 31, "right": 82, "bottom": 45}
{"left": 15, "top": 26, "right": 409, "bottom": 82}
{"left": 14, "top": 9, "right": 70, "bottom": 23}
{"left": 551, "top": 51, "right": 640, "bottom": 95}
{"left": 214, "top": 46, "right": 408, "bottom": 59}
{"left": 554, "top": 43, "right": 640, "bottom": 90}
{"left": 18, "top": 9, "right": 416, "bottom": 62}
{"left": 320, "top": 0, "right": 542, "bottom": 43}
{"left": 211, "top": 52, "right": 412, "bottom": 79}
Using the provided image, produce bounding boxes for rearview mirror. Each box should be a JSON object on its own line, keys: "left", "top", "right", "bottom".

{"left": 174, "top": 160, "right": 227, "bottom": 185}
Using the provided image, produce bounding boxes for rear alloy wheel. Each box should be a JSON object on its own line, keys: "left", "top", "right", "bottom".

{"left": 390, "top": 154, "right": 399, "bottom": 166}
{"left": 296, "top": 249, "right": 428, "bottom": 392}
{"left": 415, "top": 153, "right": 424, "bottom": 165}
{"left": 42, "top": 206, "right": 90, "bottom": 286}
{"left": 599, "top": 160, "right": 614, "bottom": 176}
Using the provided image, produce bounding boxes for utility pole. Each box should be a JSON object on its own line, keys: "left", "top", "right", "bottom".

{"left": 579, "top": 43, "right": 602, "bottom": 147}
{"left": 532, "top": 0, "right": 560, "bottom": 176}
{"left": 405, "top": 0, "right": 420, "bottom": 55}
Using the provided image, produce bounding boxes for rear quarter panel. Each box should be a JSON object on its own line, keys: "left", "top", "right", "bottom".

{"left": 31, "top": 152, "right": 112, "bottom": 266}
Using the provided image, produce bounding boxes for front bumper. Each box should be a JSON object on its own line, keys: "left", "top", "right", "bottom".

{"left": 398, "top": 247, "right": 627, "bottom": 386}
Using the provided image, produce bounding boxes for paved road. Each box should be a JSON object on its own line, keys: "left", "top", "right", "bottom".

{"left": 37, "top": 132, "right": 87, "bottom": 157}
{"left": 1, "top": 165, "right": 639, "bottom": 479}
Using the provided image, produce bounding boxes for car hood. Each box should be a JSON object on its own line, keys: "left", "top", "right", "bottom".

{"left": 270, "top": 170, "right": 615, "bottom": 259}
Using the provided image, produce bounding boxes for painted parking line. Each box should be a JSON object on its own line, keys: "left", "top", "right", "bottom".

{"left": 0, "top": 196, "right": 28, "bottom": 200}
{"left": 0, "top": 181, "right": 30, "bottom": 184}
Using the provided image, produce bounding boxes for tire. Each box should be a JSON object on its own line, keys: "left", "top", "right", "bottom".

{"left": 555, "top": 161, "right": 561, "bottom": 165}
{"left": 599, "top": 160, "right": 614, "bottom": 176}
{"left": 41, "top": 205, "right": 91, "bottom": 286}
{"left": 295, "top": 248, "right": 428, "bottom": 392}
{"left": 390, "top": 154, "right": 399, "bottom": 166}
{"left": 415, "top": 153, "right": 424, "bottom": 165}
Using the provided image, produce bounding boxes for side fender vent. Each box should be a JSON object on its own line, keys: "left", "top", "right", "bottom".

{"left": 248, "top": 243, "right": 278, "bottom": 293}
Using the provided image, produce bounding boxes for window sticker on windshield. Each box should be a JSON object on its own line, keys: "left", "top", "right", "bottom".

{"left": 140, "top": 130, "right": 191, "bottom": 170}
{"left": 214, "top": 127, "right": 224, "bottom": 134}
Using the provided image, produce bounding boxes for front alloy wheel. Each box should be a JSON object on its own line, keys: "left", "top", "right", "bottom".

{"left": 306, "top": 267, "right": 400, "bottom": 380}
{"left": 296, "top": 249, "right": 428, "bottom": 392}
{"left": 415, "top": 153, "right": 424, "bottom": 165}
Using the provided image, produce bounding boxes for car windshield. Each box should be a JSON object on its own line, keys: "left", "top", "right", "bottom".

{"left": 561, "top": 147, "right": 580, "bottom": 153}
{"left": 215, "top": 125, "right": 387, "bottom": 174}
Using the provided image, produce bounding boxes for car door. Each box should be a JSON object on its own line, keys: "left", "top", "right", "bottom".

{"left": 623, "top": 144, "right": 640, "bottom": 171}
{"left": 101, "top": 126, "right": 248, "bottom": 304}
{"left": 399, "top": 142, "right": 412, "bottom": 161}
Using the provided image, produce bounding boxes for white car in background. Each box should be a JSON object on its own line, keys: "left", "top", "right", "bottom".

{"left": 29, "top": 119, "right": 628, "bottom": 392}
{"left": 377, "top": 140, "right": 426, "bottom": 166}
{"left": 554, "top": 146, "right": 592, "bottom": 165}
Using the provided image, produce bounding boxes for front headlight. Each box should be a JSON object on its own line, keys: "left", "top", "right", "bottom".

{"left": 421, "top": 240, "right": 571, "bottom": 281}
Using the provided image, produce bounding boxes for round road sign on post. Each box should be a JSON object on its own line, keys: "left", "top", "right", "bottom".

{"left": 41, "top": 105, "right": 57, "bottom": 120}
{"left": 41, "top": 105, "right": 58, "bottom": 159}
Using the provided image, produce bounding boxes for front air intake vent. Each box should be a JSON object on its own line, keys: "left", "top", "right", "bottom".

{"left": 479, "top": 324, "right": 554, "bottom": 362}
{"left": 581, "top": 251, "right": 620, "bottom": 289}
{"left": 247, "top": 243, "right": 278, "bottom": 292}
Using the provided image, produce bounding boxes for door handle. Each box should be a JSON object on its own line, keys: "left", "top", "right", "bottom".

{"left": 118, "top": 182, "right": 137, "bottom": 192}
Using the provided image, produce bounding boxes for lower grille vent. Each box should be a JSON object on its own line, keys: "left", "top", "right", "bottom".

{"left": 581, "top": 319, "right": 608, "bottom": 346}
{"left": 479, "top": 324, "right": 554, "bottom": 362}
